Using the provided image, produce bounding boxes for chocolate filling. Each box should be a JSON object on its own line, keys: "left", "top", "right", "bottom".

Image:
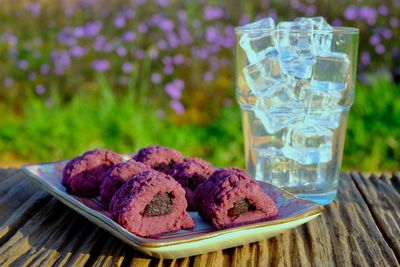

{"left": 228, "top": 199, "right": 255, "bottom": 216}
{"left": 142, "top": 193, "right": 173, "bottom": 216}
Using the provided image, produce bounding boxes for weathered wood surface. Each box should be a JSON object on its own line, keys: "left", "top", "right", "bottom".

{"left": 0, "top": 169, "right": 399, "bottom": 267}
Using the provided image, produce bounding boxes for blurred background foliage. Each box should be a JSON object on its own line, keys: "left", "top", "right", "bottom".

{"left": 0, "top": 0, "right": 399, "bottom": 170}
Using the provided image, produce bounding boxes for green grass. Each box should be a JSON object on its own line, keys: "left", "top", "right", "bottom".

{"left": 1, "top": 75, "right": 400, "bottom": 171}
{"left": 0, "top": 73, "right": 244, "bottom": 167}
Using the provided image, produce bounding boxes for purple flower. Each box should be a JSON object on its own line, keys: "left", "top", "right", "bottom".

{"left": 52, "top": 51, "right": 71, "bottom": 75}
{"left": 305, "top": 5, "right": 317, "bottom": 16}
{"left": 162, "top": 56, "right": 173, "bottom": 65}
{"left": 378, "top": 5, "right": 389, "bottom": 16}
{"left": 191, "top": 47, "right": 208, "bottom": 59}
{"left": 166, "top": 32, "right": 179, "bottom": 48}
{"left": 70, "top": 46, "right": 86, "bottom": 58}
{"left": 138, "top": 23, "right": 149, "bottom": 33}
{"left": 58, "top": 28, "right": 76, "bottom": 46}
{"left": 204, "top": 71, "right": 213, "bottom": 82}
{"left": 331, "top": 18, "right": 343, "bottom": 26}
{"left": 390, "top": 17, "right": 399, "bottom": 28}
{"left": 17, "top": 60, "right": 28, "bottom": 70}
{"left": 239, "top": 14, "right": 250, "bottom": 26}
{"left": 163, "top": 65, "right": 174, "bottom": 75}
{"left": 206, "top": 27, "right": 219, "bottom": 43}
{"left": 369, "top": 35, "right": 381, "bottom": 46}
{"left": 114, "top": 15, "right": 126, "bottom": 28}
{"left": 267, "top": 9, "right": 278, "bottom": 20}
{"left": 223, "top": 98, "right": 232, "bottom": 106}
{"left": 165, "top": 82, "right": 182, "bottom": 99}
{"left": 122, "top": 62, "right": 133, "bottom": 73}
{"left": 4, "top": 77, "right": 13, "bottom": 88}
{"left": 177, "top": 10, "right": 187, "bottom": 22}
{"left": 85, "top": 21, "right": 102, "bottom": 37}
{"left": 25, "top": 3, "right": 41, "bottom": 17}
{"left": 92, "top": 59, "right": 110, "bottom": 72}
{"left": 122, "top": 31, "right": 136, "bottom": 42}
{"left": 148, "top": 49, "right": 159, "bottom": 59}
{"left": 94, "top": 36, "right": 106, "bottom": 51}
{"left": 343, "top": 5, "right": 358, "bottom": 20}
{"left": 151, "top": 73, "right": 162, "bottom": 84}
{"left": 382, "top": 28, "right": 392, "bottom": 40}
{"left": 170, "top": 100, "right": 185, "bottom": 115}
{"left": 28, "top": 72, "right": 36, "bottom": 80}
{"left": 157, "top": 0, "right": 169, "bottom": 7}
{"left": 159, "top": 19, "right": 174, "bottom": 32}
{"left": 178, "top": 26, "right": 192, "bottom": 44}
{"left": 375, "top": 44, "right": 385, "bottom": 55}
{"left": 135, "top": 49, "right": 145, "bottom": 59}
{"left": 3, "top": 32, "right": 17, "bottom": 47}
{"left": 157, "top": 40, "right": 168, "bottom": 50}
{"left": 204, "top": 6, "right": 224, "bottom": 21}
{"left": 73, "top": 27, "right": 85, "bottom": 38}
{"left": 40, "top": 64, "right": 50, "bottom": 74}
{"left": 35, "top": 84, "right": 46, "bottom": 95}
{"left": 360, "top": 51, "right": 371, "bottom": 65}
{"left": 359, "top": 6, "right": 377, "bottom": 25}
{"left": 124, "top": 8, "right": 135, "bottom": 19}
{"left": 117, "top": 46, "right": 128, "bottom": 57}
{"left": 173, "top": 54, "right": 184, "bottom": 65}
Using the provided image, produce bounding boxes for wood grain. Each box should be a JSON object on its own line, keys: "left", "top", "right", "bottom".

{"left": 0, "top": 170, "right": 399, "bottom": 267}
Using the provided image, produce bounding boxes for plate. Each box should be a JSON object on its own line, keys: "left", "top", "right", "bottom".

{"left": 23, "top": 160, "right": 324, "bottom": 259}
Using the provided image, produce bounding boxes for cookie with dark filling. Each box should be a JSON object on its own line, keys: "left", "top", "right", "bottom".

{"left": 194, "top": 167, "right": 278, "bottom": 229}
{"left": 110, "top": 170, "right": 194, "bottom": 237}
{"left": 133, "top": 145, "right": 183, "bottom": 174}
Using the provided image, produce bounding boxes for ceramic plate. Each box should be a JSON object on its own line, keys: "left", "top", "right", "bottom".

{"left": 23, "top": 160, "right": 324, "bottom": 259}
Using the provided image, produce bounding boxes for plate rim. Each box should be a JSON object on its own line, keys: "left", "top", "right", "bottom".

{"left": 22, "top": 161, "right": 324, "bottom": 248}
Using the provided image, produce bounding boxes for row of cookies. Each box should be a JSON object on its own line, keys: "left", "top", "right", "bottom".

{"left": 62, "top": 146, "right": 278, "bottom": 236}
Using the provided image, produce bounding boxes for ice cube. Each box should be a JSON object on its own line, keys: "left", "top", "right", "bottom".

{"left": 296, "top": 17, "right": 333, "bottom": 53}
{"left": 298, "top": 85, "right": 342, "bottom": 129}
{"left": 251, "top": 118, "right": 285, "bottom": 150}
{"left": 243, "top": 54, "right": 284, "bottom": 96}
{"left": 299, "top": 85, "right": 342, "bottom": 107}
{"left": 239, "top": 18, "right": 276, "bottom": 64}
{"left": 283, "top": 125, "right": 333, "bottom": 165}
{"left": 254, "top": 81, "right": 303, "bottom": 133}
{"left": 277, "top": 20, "right": 315, "bottom": 79}
{"left": 311, "top": 52, "right": 350, "bottom": 92}
{"left": 254, "top": 148, "right": 300, "bottom": 186}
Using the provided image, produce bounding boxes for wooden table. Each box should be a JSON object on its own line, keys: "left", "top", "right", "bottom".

{"left": 0, "top": 169, "right": 399, "bottom": 266}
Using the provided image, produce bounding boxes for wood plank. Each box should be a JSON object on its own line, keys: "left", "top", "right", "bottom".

{"left": 0, "top": 172, "right": 27, "bottom": 196}
{"left": 0, "top": 179, "right": 41, "bottom": 225}
{"left": 351, "top": 172, "right": 400, "bottom": 262}
{"left": 0, "top": 199, "right": 70, "bottom": 266}
{"left": 0, "top": 169, "right": 19, "bottom": 181}
{"left": 0, "top": 190, "right": 50, "bottom": 246}
{"left": 392, "top": 172, "right": 400, "bottom": 194}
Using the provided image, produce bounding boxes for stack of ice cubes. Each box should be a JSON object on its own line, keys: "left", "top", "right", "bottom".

{"left": 239, "top": 17, "right": 350, "bottom": 183}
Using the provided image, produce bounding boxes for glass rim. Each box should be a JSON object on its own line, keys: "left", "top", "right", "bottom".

{"left": 234, "top": 26, "right": 359, "bottom": 35}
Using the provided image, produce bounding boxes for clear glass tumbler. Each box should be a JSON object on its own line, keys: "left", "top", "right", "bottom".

{"left": 235, "top": 24, "right": 359, "bottom": 205}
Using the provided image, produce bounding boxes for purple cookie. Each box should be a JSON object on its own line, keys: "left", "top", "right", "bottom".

{"left": 133, "top": 145, "right": 183, "bottom": 174}
{"left": 62, "top": 149, "right": 124, "bottom": 197}
{"left": 110, "top": 170, "right": 194, "bottom": 237}
{"left": 194, "top": 167, "right": 278, "bottom": 229}
{"left": 168, "top": 157, "right": 214, "bottom": 210}
{"left": 100, "top": 159, "right": 150, "bottom": 208}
